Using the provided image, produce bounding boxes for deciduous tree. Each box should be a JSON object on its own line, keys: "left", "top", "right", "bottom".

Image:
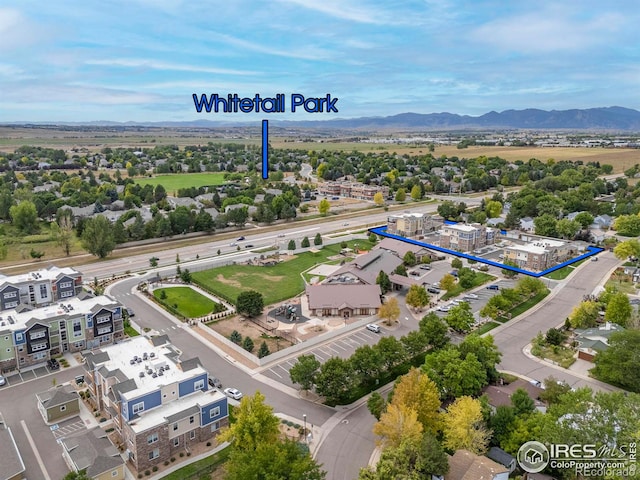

{"left": 373, "top": 192, "right": 385, "bottom": 206}
{"left": 439, "top": 273, "right": 456, "bottom": 293}
{"left": 419, "top": 313, "right": 449, "bottom": 350}
{"left": 390, "top": 368, "right": 441, "bottom": 435}
{"left": 289, "top": 354, "right": 321, "bottom": 391}
{"left": 236, "top": 290, "right": 264, "bottom": 318}
{"left": 379, "top": 297, "right": 400, "bottom": 325}
{"left": 81, "top": 216, "right": 115, "bottom": 258}
{"left": 373, "top": 403, "right": 423, "bottom": 449}
{"left": 568, "top": 300, "right": 599, "bottom": 328}
{"left": 10, "top": 200, "right": 38, "bottom": 234}
{"left": 395, "top": 188, "right": 406, "bottom": 202}
{"left": 444, "top": 302, "right": 474, "bottom": 333}
{"left": 604, "top": 291, "right": 631, "bottom": 327}
{"left": 613, "top": 239, "right": 640, "bottom": 261}
{"left": 410, "top": 185, "right": 422, "bottom": 201}
{"left": 318, "top": 198, "right": 330, "bottom": 216}
{"left": 50, "top": 215, "right": 74, "bottom": 256}
{"left": 406, "top": 285, "right": 429, "bottom": 310}
{"left": 442, "top": 396, "right": 490, "bottom": 455}
{"left": 593, "top": 330, "right": 640, "bottom": 392}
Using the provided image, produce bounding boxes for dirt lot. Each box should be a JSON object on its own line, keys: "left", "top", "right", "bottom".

{"left": 207, "top": 313, "right": 294, "bottom": 356}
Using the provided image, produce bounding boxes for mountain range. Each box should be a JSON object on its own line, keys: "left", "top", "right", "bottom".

{"left": 5, "top": 107, "right": 640, "bottom": 131}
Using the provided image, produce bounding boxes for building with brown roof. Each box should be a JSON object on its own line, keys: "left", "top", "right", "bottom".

{"left": 483, "top": 379, "right": 547, "bottom": 413}
{"left": 445, "top": 449, "right": 509, "bottom": 480}
{"left": 305, "top": 284, "right": 381, "bottom": 318}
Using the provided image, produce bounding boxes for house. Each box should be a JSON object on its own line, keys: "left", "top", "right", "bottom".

{"left": 0, "top": 266, "right": 83, "bottom": 311}
{"left": 36, "top": 385, "right": 80, "bottom": 424}
{"left": 486, "top": 447, "right": 516, "bottom": 474}
{"left": 305, "top": 284, "right": 381, "bottom": 318}
{"left": 574, "top": 322, "right": 624, "bottom": 362}
{"left": 439, "top": 223, "right": 495, "bottom": 252}
{"left": 520, "top": 217, "right": 535, "bottom": 232}
{"left": 503, "top": 239, "right": 571, "bottom": 272}
{"left": 483, "top": 379, "right": 547, "bottom": 413}
{"left": 328, "top": 249, "right": 403, "bottom": 286}
{"left": 0, "top": 412, "right": 25, "bottom": 480}
{"left": 445, "top": 449, "right": 509, "bottom": 480}
{"left": 0, "top": 294, "right": 124, "bottom": 372}
{"left": 60, "top": 428, "right": 125, "bottom": 480}
{"left": 224, "top": 204, "right": 258, "bottom": 216}
{"left": 83, "top": 336, "right": 229, "bottom": 472}
{"left": 592, "top": 214, "right": 613, "bottom": 230}
{"left": 373, "top": 237, "right": 433, "bottom": 262}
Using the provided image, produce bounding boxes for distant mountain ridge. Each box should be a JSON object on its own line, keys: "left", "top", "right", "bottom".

{"left": 4, "top": 106, "right": 640, "bottom": 130}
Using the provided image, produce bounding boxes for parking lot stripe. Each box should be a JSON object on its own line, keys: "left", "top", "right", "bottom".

{"left": 277, "top": 365, "right": 289, "bottom": 376}
{"left": 22, "top": 420, "right": 52, "bottom": 480}
{"left": 332, "top": 342, "right": 348, "bottom": 351}
{"left": 313, "top": 351, "right": 326, "bottom": 360}
{"left": 269, "top": 368, "right": 283, "bottom": 379}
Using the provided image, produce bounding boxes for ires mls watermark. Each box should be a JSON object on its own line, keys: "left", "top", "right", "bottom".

{"left": 517, "top": 441, "right": 637, "bottom": 477}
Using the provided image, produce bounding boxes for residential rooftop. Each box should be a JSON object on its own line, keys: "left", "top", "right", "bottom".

{"left": 0, "top": 413, "right": 25, "bottom": 480}
{"left": 0, "top": 294, "right": 119, "bottom": 332}
{"left": 129, "top": 388, "right": 226, "bottom": 433}
{"left": 0, "top": 265, "right": 80, "bottom": 284}
{"left": 506, "top": 239, "right": 565, "bottom": 254}
{"left": 88, "top": 336, "right": 207, "bottom": 401}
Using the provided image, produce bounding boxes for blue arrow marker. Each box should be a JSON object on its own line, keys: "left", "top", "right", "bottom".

{"left": 262, "top": 119, "right": 269, "bottom": 179}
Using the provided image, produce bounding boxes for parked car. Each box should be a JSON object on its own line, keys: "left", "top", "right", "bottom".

{"left": 436, "top": 305, "right": 450, "bottom": 312}
{"left": 409, "top": 271, "right": 421, "bottom": 277}
{"left": 208, "top": 377, "right": 222, "bottom": 388}
{"left": 450, "top": 270, "right": 459, "bottom": 277}
{"left": 419, "top": 265, "right": 431, "bottom": 270}
{"left": 224, "top": 387, "right": 243, "bottom": 400}
{"left": 47, "top": 358, "right": 60, "bottom": 370}
{"left": 464, "top": 293, "right": 479, "bottom": 300}
{"left": 0, "top": 375, "right": 6, "bottom": 386}
{"left": 427, "top": 287, "right": 441, "bottom": 294}
{"left": 486, "top": 284, "right": 500, "bottom": 290}
{"left": 591, "top": 256, "right": 599, "bottom": 262}
{"left": 366, "top": 324, "right": 381, "bottom": 333}
{"left": 126, "top": 307, "right": 135, "bottom": 317}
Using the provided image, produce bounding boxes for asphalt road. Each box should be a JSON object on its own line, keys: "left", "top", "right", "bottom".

{"left": 492, "top": 250, "right": 621, "bottom": 391}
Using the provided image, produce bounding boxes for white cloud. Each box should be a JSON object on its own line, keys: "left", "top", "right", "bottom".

{"left": 275, "top": 0, "right": 401, "bottom": 25}
{"left": 210, "top": 33, "right": 331, "bottom": 60}
{"left": 85, "top": 58, "right": 259, "bottom": 76}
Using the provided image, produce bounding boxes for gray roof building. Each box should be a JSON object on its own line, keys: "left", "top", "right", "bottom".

{"left": 0, "top": 413, "right": 25, "bottom": 480}
{"left": 60, "top": 428, "right": 124, "bottom": 479}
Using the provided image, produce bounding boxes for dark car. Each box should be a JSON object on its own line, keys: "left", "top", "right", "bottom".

{"left": 237, "top": 236, "right": 245, "bottom": 241}
{"left": 126, "top": 307, "right": 135, "bottom": 317}
{"left": 208, "top": 377, "right": 222, "bottom": 388}
{"left": 244, "top": 244, "right": 254, "bottom": 249}
{"left": 47, "top": 358, "right": 60, "bottom": 370}
{"left": 486, "top": 284, "right": 500, "bottom": 290}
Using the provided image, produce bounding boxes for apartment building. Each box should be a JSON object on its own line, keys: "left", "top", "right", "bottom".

{"left": 504, "top": 240, "right": 571, "bottom": 271}
{"left": 83, "top": 336, "right": 229, "bottom": 473}
{"left": 439, "top": 223, "right": 495, "bottom": 252}
{"left": 317, "top": 181, "right": 389, "bottom": 201}
{"left": 0, "top": 266, "right": 82, "bottom": 312}
{"left": 386, "top": 213, "right": 441, "bottom": 238}
{"left": 0, "top": 294, "right": 123, "bottom": 372}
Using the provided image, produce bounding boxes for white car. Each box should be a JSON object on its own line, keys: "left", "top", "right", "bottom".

{"left": 0, "top": 375, "right": 5, "bottom": 386}
{"left": 223, "top": 388, "right": 243, "bottom": 400}
{"left": 464, "top": 293, "right": 479, "bottom": 299}
{"left": 366, "top": 324, "right": 381, "bottom": 333}
{"left": 437, "top": 305, "right": 450, "bottom": 312}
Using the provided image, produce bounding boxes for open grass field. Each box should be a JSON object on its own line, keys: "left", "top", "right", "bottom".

{"left": 192, "top": 240, "right": 370, "bottom": 306}
{"left": 135, "top": 173, "right": 227, "bottom": 190}
{"left": 153, "top": 286, "right": 219, "bottom": 318}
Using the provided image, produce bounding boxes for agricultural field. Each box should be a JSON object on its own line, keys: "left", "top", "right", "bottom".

{"left": 192, "top": 240, "right": 371, "bottom": 306}
{"left": 135, "top": 172, "right": 227, "bottom": 190}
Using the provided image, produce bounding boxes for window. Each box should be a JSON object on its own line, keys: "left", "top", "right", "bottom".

{"left": 96, "top": 315, "right": 111, "bottom": 324}
{"left": 194, "top": 379, "right": 204, "bottom": 391}
{"left": 111, "top": 470, "right": 119, "bottom": 477}
{"left": 33, "top": 352, "right": 47, "bottom": 360}
{"left": 30, "top": 330, "right": 46, "bottom": 340}
{"left": 32, "top": 342, "right": 48, "bottom": 352}
{"left": 39, "top": 284, "right": 48, "bottom": 297}
{"left": 73, "top": 319, "right": 82, "bottom": 337}
{"left": 173, "top": 423, "right": 178, "bottom": 431}
{"left": 148, "top": 449, "right": 159, "bottom": 460}
{"left": 74, "top": 341, "right": 84, "bottom": 349}
{"left": 173, "top": 437, "right": 179, "bottom": 447}
{"left": 3, "top": 291, "right": 17, "bottom": 299}
{"left": 18, "top": 346, "right": 23, "bottom": 352}
{"left": 132, "top": 402, "right": 144, "bottom": 414}
{"left": 97, "top": 326, "right": 111, "bottom": 335}
{"left": 60, "top": 281, "right": 72, "bottom": 289}
{"left": 3, "top": 336, "right": 7, "bottom": 341}
{"left": 6, "top": 348, "right": 9, "bottom": 352}
{"left": 147, "top": 433, "right": 158, "bottom": 444}
{"left": 61, "top": 291, "right": 73, "bottom": 298}
{"left": 5, "top": 301, "right": 17, "bottom": 309}
{"left": 60, "top": 405, "right": 67, "bottom": 412}
{"left": 190, "top": 430, "right": 196, "bottom": 440}
{"left": 209, "top": 406, "right": 221, "bottom": 419}
{"left": 189, "top": 416, "right": 194, "bottom": 424}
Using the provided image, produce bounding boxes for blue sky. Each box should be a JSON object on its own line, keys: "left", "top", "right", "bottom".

{"left": 1, "top": 0, "right": 638, "bottom": 122}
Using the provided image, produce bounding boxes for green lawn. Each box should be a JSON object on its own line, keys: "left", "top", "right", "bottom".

{"left": 544, "top": 258, "right": 587, "bottom": 280}
{"left": 153, "top": 287, "right": 219, "bottom": 318}
{"left": 135, "top": 173, "right": 226, "bottom": 191}
{"left": 476, "top": 321, "right": 500, "bottom": 335}
{"left": 531, "top": 343, "right": 576, "bottom": 369}
{"left": 441, "top": 272, "right": 495, "bottom": 300}
{"left": 497, "top": 289, "right": 550, "bottom": 322}
{"left": 192, "top": 241, "right": 367, "bottom": 305}
{"left": 160, "top": 446, "right": 230, "bottom": 480}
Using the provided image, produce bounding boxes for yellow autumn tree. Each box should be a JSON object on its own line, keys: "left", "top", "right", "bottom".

{"left": 372, "top": 403, "right": 423, "bottom": 449}
{"left": 390, "top": 367, "right": 441, "bottom": 435}
{"left": 442, "top": 396, "right": 490, "bottom": 455}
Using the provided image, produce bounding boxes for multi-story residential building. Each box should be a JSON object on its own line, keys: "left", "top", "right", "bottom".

{"left": 504, "top": 240, "right": 571, "bottom": 271}
{"left": 317, "top": 181, "right": 389, "bottom": 201}
{"left": 0, "top": 295, "right": 123, "bottom": 372}
{"left": 386, "top": 213, "right": 440, "bottom": 238}
{"left": 0, "top": 266, "right": 82, "bottom": 312}
{"left": 439, "top": 223, "right": 495, "bottom": 252}
{"left": 83, "top": 336, "right": 229, "bottom": 473}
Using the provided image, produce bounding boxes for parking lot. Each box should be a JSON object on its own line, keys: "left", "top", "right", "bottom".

{"left": 1, "top": 363, "right": 60, "bottom": 387}
{"left": 262, "top": 327, "right": 386, "bottom": 389}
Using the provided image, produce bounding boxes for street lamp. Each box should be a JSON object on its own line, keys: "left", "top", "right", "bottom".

{"left": 303, "top": 414, "right": 307, "bottom": 444}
